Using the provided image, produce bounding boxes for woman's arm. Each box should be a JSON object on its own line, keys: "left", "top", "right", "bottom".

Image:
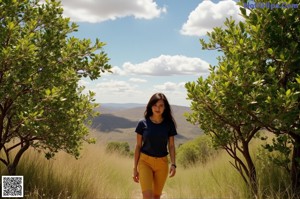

{"left": 133, "top": 134, "right": 142, "bottom": 183}
{"left": 168, "top": 136, "right": 176, "bottom": 177}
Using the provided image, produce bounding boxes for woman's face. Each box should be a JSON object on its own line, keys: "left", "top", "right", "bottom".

{"left": 151, "top": 99, "right": 165, "bottom": 117}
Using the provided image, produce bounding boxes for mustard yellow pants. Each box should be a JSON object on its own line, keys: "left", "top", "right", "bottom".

{"left": 138, "top": 153, "right": 169, "bottom": 196}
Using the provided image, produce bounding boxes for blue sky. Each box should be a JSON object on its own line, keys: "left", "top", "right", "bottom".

{"left": 59, "top": 0, "right": 244, "bottom": 106}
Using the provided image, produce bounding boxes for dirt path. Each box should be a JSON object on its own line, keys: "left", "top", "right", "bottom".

{"left": 131, "top": 190, "right": 168, "bottom": 199}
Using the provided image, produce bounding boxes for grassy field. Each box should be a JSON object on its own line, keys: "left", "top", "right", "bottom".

{"left": 0, "top": 136, "right": 296, "bottom": 199}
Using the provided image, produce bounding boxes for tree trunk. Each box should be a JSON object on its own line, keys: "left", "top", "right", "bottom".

{"left": 6, "top": 141, "right": 30, "bottom": 175}
{"left": 244, "top": 145, "right": 258, "bottom": 198}
{"left": 248, "top": 163, "right": 258, "bottom": 198}
{"left": 291, "top": 136, "right": 300, "bottom": 194}
{"left": 7, "top": 164, "right": 17, "bottom": 175}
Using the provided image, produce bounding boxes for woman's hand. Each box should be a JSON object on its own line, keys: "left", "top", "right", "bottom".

{"left": 169, "top": 165, "right": 176, "bottom": 177}
{"left": 133, "top": 168, "right": 139, "bottom": 183}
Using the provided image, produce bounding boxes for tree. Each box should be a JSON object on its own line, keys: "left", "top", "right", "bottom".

{"left": 105, "top": 142, "right": 131, "bottom": 157}
{"left": 185, "top": 40, "right": 262, "bottom": 196}
{"left": 186, "top": 0, "right": 300, "bottom": 196}
{"left": 240, "top": 1, "right": 300, "bottom": 192}
{"left": 0, "top": 0, "right": 111, "bottom": 175}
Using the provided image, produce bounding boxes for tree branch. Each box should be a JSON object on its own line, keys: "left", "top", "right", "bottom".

{"left": 0, "top": 157, "right": 8, "bottom": 166}
{"left": 246, "top": 127, "right": 261, "bottom": 143}
{"left": 12, "top": 140, "right": 30, "bottom": 171}
{"left": 205, "top": 101, "right": 240, "bottom": 130}
{"left": 6, "top": 136, "right": 40, "bottom": 152}
{"left": 3, "top": 145, "right": 10, "bottom": 165}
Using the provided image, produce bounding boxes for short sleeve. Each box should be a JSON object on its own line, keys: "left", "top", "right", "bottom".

{"left": 135, "top": 119, "right": 146, "bottom": 135}
{"left": 168, "top": 121, "right": 177, "bottom": 137}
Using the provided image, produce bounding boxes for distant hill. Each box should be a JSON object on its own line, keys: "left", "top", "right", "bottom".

{"left": 90, "top": 103, "right": 202, "bottom": 148}
{"left": 98, "top": 103, "right": 145, "bottom": 112}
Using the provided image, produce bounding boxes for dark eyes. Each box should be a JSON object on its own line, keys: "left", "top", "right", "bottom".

{"left": 154, "top": 104, "right": 164, "bottom": 108}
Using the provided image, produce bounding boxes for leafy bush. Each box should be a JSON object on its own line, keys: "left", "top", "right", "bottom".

{"left": 105, "top": 142, "right": 131, "bottom": 156}
{"left": 177, "top": 135, "right": 217, "bottom": 168}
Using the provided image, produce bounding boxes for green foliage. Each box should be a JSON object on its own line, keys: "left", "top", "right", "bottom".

{"left": 0, "top": 0, "right": 111, "bottom": 174}
{"left": 263, "top": 134, "right": 292, "bottom": 172}
{"left": 177, "top": 135, "right": 217, "bottom": 168}
{"left": 105, "top": 142, "right": 131, "bottom": 157}
{"left": 186, "top": 0, "right": 300, "bottom": 195}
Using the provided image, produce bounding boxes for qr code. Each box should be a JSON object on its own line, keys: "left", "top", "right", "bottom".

{"left": 1, "top": 176, "right": 24, "bottom": 198}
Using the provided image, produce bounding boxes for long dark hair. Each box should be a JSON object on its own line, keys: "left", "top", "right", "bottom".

{"left": 144, "top": 93, "right": 177, "bottom": 128}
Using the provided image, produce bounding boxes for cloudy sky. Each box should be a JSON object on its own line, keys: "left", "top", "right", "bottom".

{"left": 61, "top": 0, "right": 244, "bottom": 106}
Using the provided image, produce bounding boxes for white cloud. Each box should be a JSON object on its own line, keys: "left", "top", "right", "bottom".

{"left": 93, "top": 81, "right": 189, "bottom": 106}
{"left": 60, "top": 0, "right": 166, "bottom": 23}
{"left": 105, "top": 66, "right": 127, "bottom": 76}
{"left": 93, "top": 79, "right": 148, "bottom": 105}
{"left": 181, "top": 0, "right": 243, "bottom": 37}
{"left": 152, "top": 82, "right": 189, "bottom": 106}
{"left": 122, "top": 55, "right": 209, "bottom": 76}
{"left": 129, "top": 78, "right": 147, "bottom": 83}
{"left": 96, "top": 80, "right": 136, "bottom": 93}
{"left": 154, "top": 82, "right": 185, "bottom": 92}
{"left": 83, "top": 77, "right": 191, "bottom": 106}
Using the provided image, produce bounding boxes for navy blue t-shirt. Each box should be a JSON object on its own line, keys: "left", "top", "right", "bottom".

{"left": 135, "top": 118, "right": 177, "bottom": 157}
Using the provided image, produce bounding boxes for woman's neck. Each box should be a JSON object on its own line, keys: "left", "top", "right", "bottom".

{"left": 150, "top": 115, "right": 163, "bottom": 123}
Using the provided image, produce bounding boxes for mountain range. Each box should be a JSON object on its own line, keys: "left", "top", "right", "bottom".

{"left": 90, "top": 103, "right": 203, "bottom": 148}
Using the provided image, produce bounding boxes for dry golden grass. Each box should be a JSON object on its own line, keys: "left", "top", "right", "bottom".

{"left": 4, "top": 143, "right": 139, "bottom": 199}
{"left": 165, "top": 150, "right": 246, "bottom": 199}
{"left": 0, "top": 131, "right": 296, "bottom": 199}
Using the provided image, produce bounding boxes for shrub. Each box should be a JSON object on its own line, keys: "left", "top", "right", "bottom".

{"left": 177, "top": 135, "right": 217, "bottom": 168}
{"left": 105, "top": 142, "right": 131, "bottom": 156}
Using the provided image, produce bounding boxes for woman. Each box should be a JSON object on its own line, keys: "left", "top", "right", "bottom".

{"left": 133, "top": 93, "right": 177, "bottom": 199}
